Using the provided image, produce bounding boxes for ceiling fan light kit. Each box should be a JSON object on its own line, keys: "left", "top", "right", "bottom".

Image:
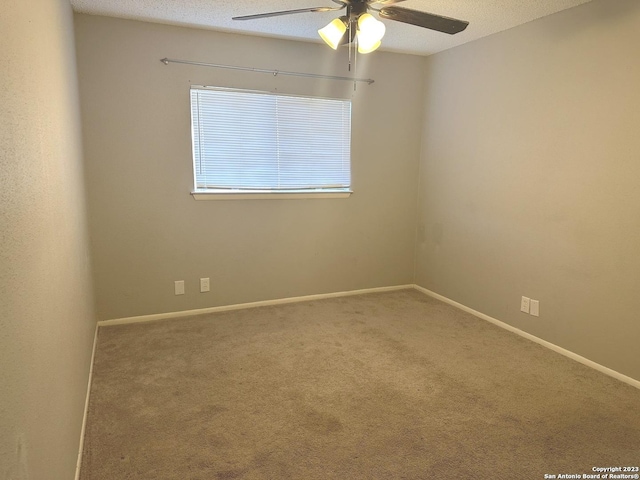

{"left": 318, "top": 12, "right": 385, "bottom": 53}
{"left": 355, "top": 13, "right": 385, "bottom": 53}
{"left": 233, "top": 0, "right": 469, "bottom": 53}
{"left": 318, "top": 17, "right": 348, "bottom": 50}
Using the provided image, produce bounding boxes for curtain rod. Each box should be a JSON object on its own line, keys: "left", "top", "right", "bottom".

{"left": 160, "top": 58, "right": 374, "bottom": 85}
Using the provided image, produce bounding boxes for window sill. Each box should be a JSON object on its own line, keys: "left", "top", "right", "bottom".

{"left": 191, "top": 189, "right": 353, "bottom": 200}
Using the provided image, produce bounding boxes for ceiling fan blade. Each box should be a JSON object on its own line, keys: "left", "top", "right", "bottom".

{"left": 369, "top": 0, "right": 407, "bottom": 5}
{"left": 379, "top": 6, "right": 469, "bottom": 34}
{"left": 233, "top": 6, "right": 344, "bottom": 21}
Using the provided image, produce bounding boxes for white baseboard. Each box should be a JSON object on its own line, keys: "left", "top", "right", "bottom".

{"left": 75, "top": 323, "right": 99, "bottom": 480}
{"left": 98, "top": 284, "right": 414, "bottom": 327}
{"left": 95, "top": 283, "right": 638, "bottom": 389}
{"left": 412, "top": 284, "right": 640, "bottom": 390}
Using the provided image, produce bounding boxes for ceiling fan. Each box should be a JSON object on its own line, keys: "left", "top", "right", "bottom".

{"left": 233, "top": 0, "right": 469, "bottom": 54}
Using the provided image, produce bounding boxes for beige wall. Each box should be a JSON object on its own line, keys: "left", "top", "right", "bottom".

{"left": 0, "top": 0, "right": 96, "bottom": 478}
{"left": 74, "top": 14, "right": 424, "bottom": 321}
{"left": 416, "top": 0, "right": 640, "bottom": 381}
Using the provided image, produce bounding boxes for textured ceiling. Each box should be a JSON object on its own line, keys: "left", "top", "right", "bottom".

{"left": 70, "top": 0, "right": 594, "bottom": 56}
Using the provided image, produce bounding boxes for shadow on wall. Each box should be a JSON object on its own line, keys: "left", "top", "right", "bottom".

{"left": 3, "top": 435, "right": 29, "bottom": 480}
{"left": 539, "top": 0, "right": 640, "bottom": 40}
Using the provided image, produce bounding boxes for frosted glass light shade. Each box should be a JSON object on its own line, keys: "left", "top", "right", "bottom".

{"left": 357, "top": 13, "right": 385, "bottom": 54}
{"left": 358, "top": 40, "right": 381, "bottom": 54}
{"left": 318, "top": 18, "right": 348, "bottom": 50}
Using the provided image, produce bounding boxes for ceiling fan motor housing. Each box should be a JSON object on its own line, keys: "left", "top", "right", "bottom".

{"left": 347, "top": 0, "right": 368, "bottom": 20}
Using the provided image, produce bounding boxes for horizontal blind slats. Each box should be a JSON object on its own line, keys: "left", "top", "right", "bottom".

{"left": 190, "top": 87, "right": 351, "bottom": 190}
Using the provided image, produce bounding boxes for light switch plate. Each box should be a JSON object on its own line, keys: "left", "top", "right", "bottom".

{"left": 175, "top": 280, "right": 185, "bottom": 295}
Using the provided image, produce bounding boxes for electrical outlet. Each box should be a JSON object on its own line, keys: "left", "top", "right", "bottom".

{"left": 174, "top": 280, "right": 185, "bottom": 295}
{"left": 530, "top": 299, "right": 539, "bottom": 317}
{"left": 200, "top": 277, "right": 210, "bottom": 293}
{"left": 520, "top": 296, "right": 530, "bottom": 313}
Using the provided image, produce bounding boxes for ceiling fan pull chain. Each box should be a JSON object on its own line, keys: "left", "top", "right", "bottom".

{"left": 348, "top": 19, "right": 352, "bottom": 72}
{"left": 354, "top": 32, "right": 358, "bottom": 92}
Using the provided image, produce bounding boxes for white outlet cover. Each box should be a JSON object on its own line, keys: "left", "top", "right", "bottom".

{"left": 175, "top": 280, "right": 185, "bottom": 295}
{"left": 530, "top": 300, "right": 540, "bottom": 317}
{"left": 520, "top": 296, "right": 530, "bottom": 314}
{"left": 200, "top": 278, "right": 210, "bottom": 293}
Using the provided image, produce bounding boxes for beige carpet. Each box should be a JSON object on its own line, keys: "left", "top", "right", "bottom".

{"left": 80, "top": 290, "right": 640, "bottom": 479}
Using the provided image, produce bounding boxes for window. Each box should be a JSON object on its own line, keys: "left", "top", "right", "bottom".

{"left": 190, "top": 86, "right": 352, "bottom": 199}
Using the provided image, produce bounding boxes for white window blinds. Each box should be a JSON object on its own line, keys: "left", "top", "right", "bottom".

{"left": 190, "top": 87, "right": 351, "bottom": 192}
